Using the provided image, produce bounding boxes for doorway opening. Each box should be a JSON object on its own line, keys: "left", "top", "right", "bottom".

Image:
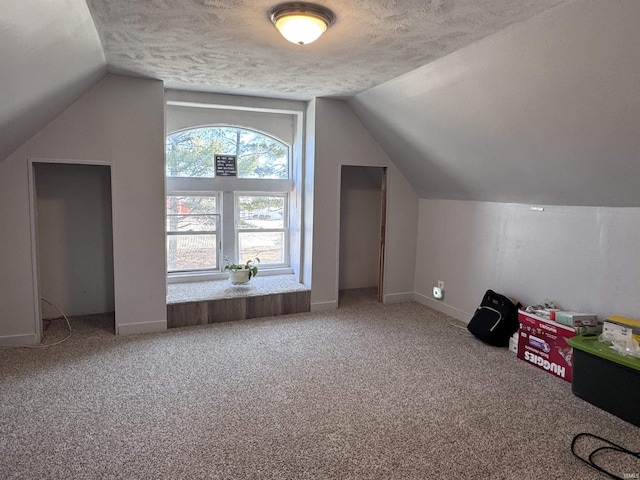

{"left": 31, "top": 161, "right": 115, "bottom": 342}
{"left": 338, "top": 166, "right": 387, "bottom": 307}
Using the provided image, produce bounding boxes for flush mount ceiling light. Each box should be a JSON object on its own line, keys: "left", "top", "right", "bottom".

{"left": 270, "top": 2, "right": 335, "bottom": 46}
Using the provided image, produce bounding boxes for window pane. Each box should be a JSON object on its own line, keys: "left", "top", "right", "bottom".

{"left": 236, "top": 130, "right": 288, "bottom": 179}
{"left": 166, "top": 127, "right": 288, "bottom": 179}
{"left": 167, "top": 196, "right": 217, "bottom": 232}
{"left": 166, "top": 214, "right": 217, "bottom": 233}
{"left": 237, "top": 195, "right": 285, "bottom": 229}
{"left": 167, "top": 234, "right": 217, "bottom": 272}
{"left": 166, "top": 130, "right": 216, "bottom": 177}
{"left": 167, "top": 196, "right": 217, "bottom": 215}
{"left": 238, "top": 232, "right": 285, "bottom": 265}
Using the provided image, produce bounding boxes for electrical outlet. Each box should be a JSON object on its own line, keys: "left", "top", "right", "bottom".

{"left": 437, "top": 280, "right": 444, "bottom": 290}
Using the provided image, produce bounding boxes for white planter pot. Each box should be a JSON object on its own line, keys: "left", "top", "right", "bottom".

{"left": 229, "top": 269, "right": 251, "bottom": 285}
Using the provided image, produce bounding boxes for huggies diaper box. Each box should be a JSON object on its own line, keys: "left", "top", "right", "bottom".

{"left": 517, "top": 310, "right": 579, "bottom": 383}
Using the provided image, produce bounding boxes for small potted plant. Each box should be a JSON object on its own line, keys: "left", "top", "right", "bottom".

{"left": 224, "top": 256, "right": 260, "bottom": 285}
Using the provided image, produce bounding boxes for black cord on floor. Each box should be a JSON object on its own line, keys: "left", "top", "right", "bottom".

{"left": 571, "top": 432, "right": 640, "bottom": 479}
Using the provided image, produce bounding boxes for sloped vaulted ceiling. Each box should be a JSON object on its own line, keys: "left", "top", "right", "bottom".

{"left": 349, "top": 0, "right": 640, "bottom": 207}
{"left": 0, "top": 0, "right": 106, "bottom": 163}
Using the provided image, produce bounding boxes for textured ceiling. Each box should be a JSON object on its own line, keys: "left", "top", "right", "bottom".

{"left": 86, "top": 0, "right": 569, "bottom": 100}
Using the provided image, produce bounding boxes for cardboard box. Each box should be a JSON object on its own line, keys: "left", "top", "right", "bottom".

{"left": 517, "top": 310, "right": 577, "bottom": 382}
{"left": 551, "top": 311, "right": 598, "bottom": 329}
{"left": 605, "top": 316, "right": 640, "bottom": 343}
{"left": 509, "top": 333, "right": 518, "bottom": 354}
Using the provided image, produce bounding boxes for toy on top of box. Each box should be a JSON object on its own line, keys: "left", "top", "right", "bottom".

{"left": 517, "top": 310, "right": 578, "bottom": 382}
{"left": 525, "top": 308, "right": 600, "bottom": 334}
{"left": 604, "top": 315, "right": 640, "bottom": 343}
{"left": 550, "top": 311, "right": 599, "bottom": 330}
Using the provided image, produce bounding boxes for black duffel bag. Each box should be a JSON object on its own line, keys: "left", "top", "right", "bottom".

{"left": 467, "top": 290, "right": 521, "bottom": 346}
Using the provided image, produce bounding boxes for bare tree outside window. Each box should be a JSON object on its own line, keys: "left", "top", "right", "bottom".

{"left": 166, "top": 196, "right": 218, "bottom": 272}
{"left": 166, "top": 127, "right": 288, "bottom": 179}
{"left": 165, "top": 126, "right": 291, "bottom": 274}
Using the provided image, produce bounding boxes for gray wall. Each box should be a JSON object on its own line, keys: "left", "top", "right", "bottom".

{"left": 345, "top": 0, "right": 640, "bottom": 321}
{"left": 34, "top": 163, "right": 114, "bottom": 318}
{"left": 415, "top": 200, "right": 640, "bottom": 323}
{"left": 303, "top": 99, "right": 317, "bottom": 289}
{"left": 166, "top": 99, "right": 297, "bottom": 145}
{"left": 311, "top": 98, "right": 418, "bottom": 310}
{"left": 0, "top": 74, "right": 166, "bottom": 345}
{"left": 339, "top": 166, "right": 383, "bottom": 290}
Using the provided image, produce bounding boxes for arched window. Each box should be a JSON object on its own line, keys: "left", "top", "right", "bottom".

{"left": 166, "top": 126, "right": 289, "bottom": 179}
{"left": 165, "top": 126, "right": 293, "bottom": 277}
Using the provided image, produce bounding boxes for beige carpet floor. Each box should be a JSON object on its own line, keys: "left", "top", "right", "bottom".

{"left": 1, "top": 290, "right": 638, "bottom": 479}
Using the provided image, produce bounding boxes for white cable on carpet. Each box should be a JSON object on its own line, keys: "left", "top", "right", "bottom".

{"left": 450, "top": 322, "right": 474, "bottom": 337}
{"left": 450, "top": 323, "right": 467, "bottom": 330}
{"left": 0, "top": 297, "right": 72, "bottom": 349}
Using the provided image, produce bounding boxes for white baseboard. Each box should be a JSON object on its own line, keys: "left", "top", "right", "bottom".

{"left": 116, "top": 320, "right": 167, "bottom": 336}
{"left": 0, "top": 333, "right": 39, "bottom": 346}
{"left": 383, "top": 292, "right": 414, "bottom": 304}
{"left": 311, "top": 300, "right": 338, "bottom": 312}
{"left": 413, "top": 293, "right": 472, "bottom": 323}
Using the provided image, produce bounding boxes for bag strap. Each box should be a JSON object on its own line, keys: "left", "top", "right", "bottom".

{"left": 477, "top": 306, "right": 503, "bottom": 332}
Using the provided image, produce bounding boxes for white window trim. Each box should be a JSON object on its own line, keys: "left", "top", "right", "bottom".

{"left": 166, "top": 216, "right": 221, "bottom": 273}
{"left": 235, "top": 192, "right": 289, "bottom": 269}
{"left": 167, "top": 266, "right": 294, "bottom": 284}
{"left": 165, "top": 111, "right": 304, "bottom": 284}
{"left": 166, "top": 193, "right": 222, "bottom": 274}
{"left": 166, "top": 177, "right": 293, "bottom": 194}
{"left": 165, "top": 163, "right": 294, "bottom": 280}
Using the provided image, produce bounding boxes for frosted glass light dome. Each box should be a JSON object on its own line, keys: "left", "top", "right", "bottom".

{"left": 270, "top": 3, "right": 335, "bottom": 46}
{"left": 275, "top": 14, "right": 327, "bottom": 45}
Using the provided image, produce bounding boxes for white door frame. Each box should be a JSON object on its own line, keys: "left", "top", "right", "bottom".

{"left": 28, "top": 157, "right": 113, "bottom": 343}
{"left": 336, "top": 165, "right": 388, "bottom": 304}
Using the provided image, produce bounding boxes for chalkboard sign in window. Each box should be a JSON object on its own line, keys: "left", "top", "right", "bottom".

{"left": 215, "top": 155, "right": 237, "bottom": 177}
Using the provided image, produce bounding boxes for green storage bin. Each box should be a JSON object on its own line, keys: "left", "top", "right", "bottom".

{"left": 567, "top": 334, "right": 640, "bottom": 427}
